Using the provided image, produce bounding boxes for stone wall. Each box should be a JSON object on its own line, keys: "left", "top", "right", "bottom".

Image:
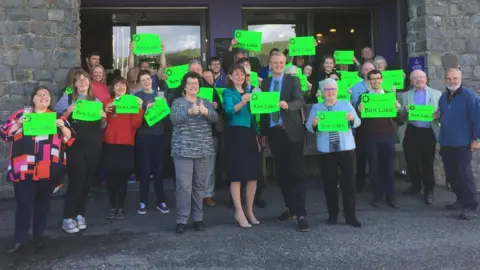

{"left": 407, "top": 0, "right": 480, "bottom": 189}
{"left": 0, "top": 0, "right": 81, "bottom": 198}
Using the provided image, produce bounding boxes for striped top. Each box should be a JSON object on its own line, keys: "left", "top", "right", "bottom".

{"left": 170, "top": 97, "right": 219, "bottom": 158}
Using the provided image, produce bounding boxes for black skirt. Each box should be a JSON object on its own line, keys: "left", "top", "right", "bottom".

{"left": 225, "top": 126, "right": 261, "bottom": 182}
{"left": 102, "top": 143, "right": 135, "bottom": 174}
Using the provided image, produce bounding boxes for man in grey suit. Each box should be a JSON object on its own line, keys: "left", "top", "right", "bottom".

{"left": 259, "top": 51, "right": 309, "bottom": 232}
{"left": 398, "top": 70, "right": 442, "bottom": 204}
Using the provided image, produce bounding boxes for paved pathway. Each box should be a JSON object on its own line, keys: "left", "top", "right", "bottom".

{"left": 1, "top": 179, "right": 479, "bottom": 269}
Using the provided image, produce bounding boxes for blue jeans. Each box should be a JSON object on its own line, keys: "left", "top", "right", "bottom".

{"left": 14, "top": 180, "right": 52, "bottom": 243}
{"left": 135, "top": 134, "right": 166, "bottom": 205}
{"left": 441, "top": 146, "right": 478, "bottom": 211}
{"left": 363, "top": 135, "right": 396, "bottom": 198}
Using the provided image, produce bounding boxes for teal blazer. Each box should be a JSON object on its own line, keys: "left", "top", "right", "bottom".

{"left": 397, "top": 86, "right": 442, "bottom": 143}
{"left": 223, "top": 88, "right": 256, "bottom": 128}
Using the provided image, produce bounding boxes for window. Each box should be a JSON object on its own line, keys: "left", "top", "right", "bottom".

{"left": 247, "top": 24, "right": 296, "bottom": 66}
{"left": 136, "top": 25, "right": 201, "bottom": 67}
{"left": 112, "top": 26, "right": 131, "bottom": 76}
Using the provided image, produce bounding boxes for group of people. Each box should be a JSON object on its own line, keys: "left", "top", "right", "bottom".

{"left": 2, "top": 35, "right": 480, "bottom": 254}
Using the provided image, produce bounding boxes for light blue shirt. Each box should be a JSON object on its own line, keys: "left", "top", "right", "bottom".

{"left": 305, "top": 100, "right": 361, "bottom": 153}
{"left": 350, "top": 80, "right": 369, "bottom": 107}
{"left": 269, "top": 73, "right": 284, "bottom": 127}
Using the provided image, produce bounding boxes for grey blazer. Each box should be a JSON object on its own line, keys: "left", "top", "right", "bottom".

{"left": 260, "top": 74, "right": 306, "bottom": 142}
{"left": 397, "top": 86, "right": 442, "bottom": 143}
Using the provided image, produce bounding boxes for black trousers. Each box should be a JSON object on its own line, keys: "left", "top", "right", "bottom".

{"left": 14, "top": 180, "right": 53, "bottom": 243}
{"left": 319, "top": 150, "right": 357, "bottom": 219}
{"left": 403, "top": 125, "right": 436, "bottom": 192}
{"left": 107, "top": 172, "right": 130, "bottom": 209}
{"left": 268, "top": 128, "right": 307, "bottom": 217}
{"left": 441, "top": 146, "right": 478, "bottom": 211}
{"left": 64, "top": 140, "right": 102, "bottom": 219}
{"left": 355, "top": 132, "right": 368, "bottom": 188}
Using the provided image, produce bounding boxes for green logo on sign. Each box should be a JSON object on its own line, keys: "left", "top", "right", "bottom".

{"left": 251, "top": 94, "right": 258, "bottom": 101}
{"left": 409, "top": 105, "right": 415, "bottom": 111}
{"left": 334, "top": 51, "right": 340, "bottom": 57}
{"left": 290, "top": 39, "right": 296, "bottom": 45}
{"left": 362, "top": 95, "right": 370, "bottom": 103}
{"left": 235, "top": 31, "right": 242, "bottom": 38}
{"left": 76, "top": 100, "right": 84, "bottom": 107}
{"left": 23, "top": 115, "right": 32, "bottom": 122}
{"left": 166, "top": 69, "right": 173, "bottom": 76}
{"left": 319, "top": 113, "right": 325, "bottom": 120}
{"left": 134, "top": 35, "right": 141, "bottom": 42}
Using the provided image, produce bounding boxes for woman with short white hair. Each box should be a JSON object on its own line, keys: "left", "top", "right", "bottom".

{"left": 305, "top": 78, "right": 362, "bottom": 228}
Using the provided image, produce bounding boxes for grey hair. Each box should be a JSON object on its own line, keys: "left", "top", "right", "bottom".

{"left": 373, "top": 56, "right": 387, "bottom": 68}
{"left": 188, "top": 59, "right": 202, "bottom": 66}
{"left": 409, "top": 69, "right": 427, "bottom": 80}
{"left": 285, "top": 65, "right": 298, "bottom": 75}
{"left": 322, "top": 78, "right": 338, "bottom": 91}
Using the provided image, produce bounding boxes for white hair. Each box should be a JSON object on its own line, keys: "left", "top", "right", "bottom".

{"left": 409, "top": 69, "right": 427, "bottom": 80}
{"left": 322, "top": 78, "right": 338, "bottom": 91}
{"left": 285, "top": 65, "right": 298, "bottom": 75}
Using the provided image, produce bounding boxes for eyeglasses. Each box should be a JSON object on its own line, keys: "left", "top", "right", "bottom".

{"left": 35, "top": 93, "right": 51, "bottom": 98}
{"left": 187, "top": 82, "right": 199, "bottom": 86}
{"left": 323, "top": 87, "right": 337, "bottom": 91}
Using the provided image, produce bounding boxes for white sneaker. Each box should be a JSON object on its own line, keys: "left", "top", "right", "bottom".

{"left": 76, "top": 215, "right": 87, "bottom": 230}
{"left": 62, "top": 219, "right": 79, "bottom": 234}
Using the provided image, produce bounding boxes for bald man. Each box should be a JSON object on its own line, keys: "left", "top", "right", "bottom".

{"left": 397, "top": 70, "right": 441, "bottom": 204}
{"left": 438, "top": 68, "right": 480, "bottom": 220}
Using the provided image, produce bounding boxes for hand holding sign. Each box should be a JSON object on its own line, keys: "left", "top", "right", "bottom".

{"left": 347, "top": 113, "right": 354, "bottom": 121}
{"left": 55, "top": 119, "right": 65, "bottom": 128}
{"left": 241, "top": 93, "right": 252, "bottom": 104}
{"left": 132, "top": 34, "right": 162, "bottom": 55}
{"left": 279, "top": 101, "right": 289, "bottom": 110}
{"left": 312, "top": 116, "right": 320, "bottom": 128}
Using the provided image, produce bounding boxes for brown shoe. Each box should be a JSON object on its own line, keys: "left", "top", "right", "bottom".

{"left": 203, "top": 197, "right": 216, "bottom": 207}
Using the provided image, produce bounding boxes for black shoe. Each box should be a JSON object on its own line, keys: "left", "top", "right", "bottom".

{"left": 277, "top": 209, "right": 296, "bottom": 222}
{"left": 346, "top": 218, "right": 362, "bottom": 228}
{"left": 371, "top": 199, "right": 381, "bottom": 207}
{"left": 176, "top": 224, "right": 186, "bottom": 234}
{"left": 116, "top": 209, "right": 126, "bottom": 220}
{"left": 33, "top": 236, "right": 46, "bottom": 250}
{"left": 402, "top": 186, "right": 421, "bottom": 195}
{"left": 106, "top": 208, "right": 117, "bottom": 220}
{"left": 327, "top": 216, "right": 338, "bottom": 225}
{"left": 193, "top": 221, "right": 205, "bottom": 232}
{"left": 460, "top": 209, "right": 477, "bottom": 220}
{"left": 297, "top": 216, "right": 310, "bottom": 232}
{"left": 254, "top": 199, "right": 267, "bottom": 208}
{"left": 7, "top": 242, "right": 26, "bottom": 253}
{"left": 424, "top": 191, "right": 433, "bottom": 205}
{"left": 386, "top": 196, "right": 399, "bottom": 208}
{"left": 446, "top": 200, "right": 462, "bottom": 210}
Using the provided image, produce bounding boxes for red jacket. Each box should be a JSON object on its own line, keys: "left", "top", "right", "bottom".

{"left": 103, "top": 99, "right": 144, "bottom": 145}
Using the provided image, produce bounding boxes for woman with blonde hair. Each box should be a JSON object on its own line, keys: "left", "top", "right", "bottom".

{"left": 89, "top": 64, "right": 111, "bottom": 104}
{"left": 55, "top": 69, "right": 106, "bottom": 234}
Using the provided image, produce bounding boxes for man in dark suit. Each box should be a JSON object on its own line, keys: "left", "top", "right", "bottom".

{"left": 260, "top": 51, "right": 309, "bottom": 232}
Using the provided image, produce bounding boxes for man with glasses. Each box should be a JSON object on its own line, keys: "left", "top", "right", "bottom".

{"left": 208, "top": 57, "right": 227, "bottom": 88}
{"left": 397, "top": 70, "right": 441, "bottom": 204}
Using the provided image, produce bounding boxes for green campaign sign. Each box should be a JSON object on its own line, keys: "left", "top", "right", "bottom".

{"left": 64, "top": 86, "right": 73, "bottom": 95}
{"left": 23, "top": 112, "right": 57, "bottom": 136}
{"left": 215, "top": 88, "right": 225, "bottom": 104}
{"left": 234, "top": 30, "right": 262, "bottom": 52}
{"left": 145, "top": 98, "right": 170, "bottom": 127}
{"left": 133, "top": 34, "right": 162, "bottom": 55}
{"left": 72, "top": 100, "right": 103, "bottom": 121}
{"left": 317, "top": 111, "right": 348, "bottom": 132}
{"left": 165, "top": 64, "right": 189, "bottom": 89}
{"left": 249, "top": 92, "right": 280, "bottom": 114}
{"left": 113, "top": 95, "right": 139, "bottom": 114}
{"left": 198, "top": 87, "right": 214, "bottom": 102}
{"left": 250, "top": 71, "right": 260, "bottom": 87}
{"left": 382, "top": 70, "right": 404, "bottom": 91}
{"left": 408, "top": 104, "right": 434, "bottom": 122}
{"left": 316, "top": 80, "right": 351, "bottom": 103}
{"left": 289, "top": 37, "right": 316, "bottom": 56}
{"left": 361, "top": 93, "right": 397, "bottom": 118}
{"left": 334, "top": 50, "right": 354, "bottom": 65}
{"left": 293, "top": 74, "right": 309, "bottom": 92}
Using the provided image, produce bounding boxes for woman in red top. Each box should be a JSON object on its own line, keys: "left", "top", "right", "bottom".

{"left": 103, "top": 76, "right": 144, "bottom": 219}
{"left": 1, "top": 86, "right": 73, "bottom": 253}
{"left": 90, "top": 64, "right": 111, "bottom": 104}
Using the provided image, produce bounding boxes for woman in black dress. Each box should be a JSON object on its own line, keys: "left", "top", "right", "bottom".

{"left": 223, "top": 65, "right": 262, "bottom": 228}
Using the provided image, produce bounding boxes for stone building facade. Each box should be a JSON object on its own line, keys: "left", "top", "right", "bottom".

{"left": 0, "top": 0, "right": 479, "bottom": 197}
{"left": 0, "top": 0, "right": 81, "bottom": 197}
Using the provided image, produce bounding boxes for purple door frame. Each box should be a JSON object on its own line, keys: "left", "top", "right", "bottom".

{"left": 81, "top": 0, "right": 398, "bottom": 67}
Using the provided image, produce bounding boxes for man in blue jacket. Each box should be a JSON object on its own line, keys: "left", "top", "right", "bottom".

{"left": 438, "top": 68, "right": 480, "bottom": 220}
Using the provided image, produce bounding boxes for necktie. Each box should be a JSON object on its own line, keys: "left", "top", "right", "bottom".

{"left": 271, "top": 80, "right": 280, "bottom": 123}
